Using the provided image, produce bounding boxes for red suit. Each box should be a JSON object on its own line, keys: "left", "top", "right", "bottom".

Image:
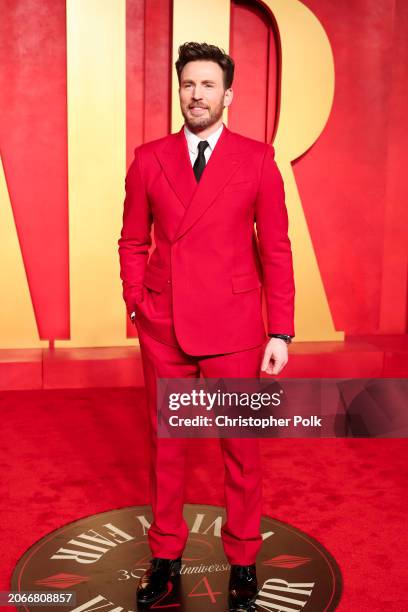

{"left": 118, "top": 123, "right": 295, "bottom": 564}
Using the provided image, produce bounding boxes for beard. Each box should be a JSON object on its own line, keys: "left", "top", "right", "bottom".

{"left": 181, "top": 98, "right": 224, "bottom": 133}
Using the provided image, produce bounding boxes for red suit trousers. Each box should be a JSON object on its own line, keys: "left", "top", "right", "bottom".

{"left": 136, "top": 322, "right": 265, "bottom": 565}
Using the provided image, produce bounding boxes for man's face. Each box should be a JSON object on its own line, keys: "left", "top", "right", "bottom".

{"left": 179, "top": 60, "right": 233, "bottom": 132}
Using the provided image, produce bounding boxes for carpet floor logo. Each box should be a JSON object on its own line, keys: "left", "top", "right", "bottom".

{"left": 12, "top": 504, "right": 342, "bottom": 611}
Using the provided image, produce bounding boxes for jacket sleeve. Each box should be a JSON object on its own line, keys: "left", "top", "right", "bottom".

{"left": 118, "top": 147, "right": 153, "bottom": 315}
{"left": 255, "top": 145, "right": 295, "bottom": 337}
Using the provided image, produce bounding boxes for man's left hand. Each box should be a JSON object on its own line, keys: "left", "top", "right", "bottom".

{"left": 261, "top": 337, "right": 289, "bottom": 375}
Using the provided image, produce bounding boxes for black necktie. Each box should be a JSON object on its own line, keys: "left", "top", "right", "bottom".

{"left": 193, "top": 140, "right": 209, "bottom": 182}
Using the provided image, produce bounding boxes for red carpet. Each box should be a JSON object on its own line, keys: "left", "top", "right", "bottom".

{"left": 1, "top": 387, "right": 407, "bottom": 610}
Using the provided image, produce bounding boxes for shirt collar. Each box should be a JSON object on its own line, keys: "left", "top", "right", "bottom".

{"left": 183, "top": 122, "right": 224, "bottom": 155}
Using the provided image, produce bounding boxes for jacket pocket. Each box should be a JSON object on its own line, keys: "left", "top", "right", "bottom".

{"left": 143, "top": 265, "right": 169, "bottom": 293}
{"left": 224, "top": 180, "right": 254, "bottom": 193}
{"left": 232, "top": 272, "right": 262, "bottom": 293}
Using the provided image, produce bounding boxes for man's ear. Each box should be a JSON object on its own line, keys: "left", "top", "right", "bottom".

{"left": 224, "top": 87, "right": 233, "bottom": 108}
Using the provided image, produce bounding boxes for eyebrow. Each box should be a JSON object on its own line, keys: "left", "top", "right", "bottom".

{"left": 181, "top": 79, "right": 216, "bottom": 85}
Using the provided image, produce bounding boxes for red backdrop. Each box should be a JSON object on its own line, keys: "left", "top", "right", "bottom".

{"left": 0, "top": 0, "right": 406, "bottom": 341}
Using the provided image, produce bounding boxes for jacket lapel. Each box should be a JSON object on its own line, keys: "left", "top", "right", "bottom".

{"left": 173, "top": 125, "right": 243, "bottom": 242}
{"left": 155, "top": 129, "right": 197, "bottom": 210}
{"left": 155, "top": 124, "right": 244, "bottom": 242}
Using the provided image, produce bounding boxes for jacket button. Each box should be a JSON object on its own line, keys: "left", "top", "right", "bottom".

{"left": 167, "top": 279, "right": 171, "bottom": 284}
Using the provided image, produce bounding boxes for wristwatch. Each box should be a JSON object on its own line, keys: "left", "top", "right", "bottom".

{"left": 268, "top": 333, "right": 293, "bottom": 344}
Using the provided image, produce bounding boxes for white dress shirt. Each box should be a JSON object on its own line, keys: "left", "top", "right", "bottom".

{"left": 183, "top": 123, "right": 224, "bottom": 166}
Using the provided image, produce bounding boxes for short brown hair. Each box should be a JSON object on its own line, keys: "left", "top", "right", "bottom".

{"left": 175, "top": 42, "right": 235, "bottom": 90}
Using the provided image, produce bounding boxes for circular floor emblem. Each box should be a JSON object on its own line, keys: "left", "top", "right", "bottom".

{"left": 12, "top": 504, "right": 342, "bottom": 611}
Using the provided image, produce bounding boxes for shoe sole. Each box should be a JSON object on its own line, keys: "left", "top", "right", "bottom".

{"left": 228, "top": 591, "right": 259, "bottom": 611}
{"left": 136, "top": 574, "right": 181, "bottom": 608}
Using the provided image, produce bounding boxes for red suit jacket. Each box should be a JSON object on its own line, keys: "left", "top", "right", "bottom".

{"left": 118, "top": 124, "right": 295, "bottom": 355}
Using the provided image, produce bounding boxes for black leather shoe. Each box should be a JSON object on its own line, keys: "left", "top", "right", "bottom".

{"left": 136, "top": 557, "right": 182, "bottom": 608}
{"left": 228, "top": 564, "right": 258, "bottom": 611}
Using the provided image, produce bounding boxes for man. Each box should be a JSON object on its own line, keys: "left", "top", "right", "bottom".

{"left": 118, "top": 42, "right": 295, "bottom": 611}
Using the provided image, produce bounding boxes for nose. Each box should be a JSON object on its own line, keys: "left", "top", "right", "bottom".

{"left": 192, "top": 87, "right": 203, "bottom": 100}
